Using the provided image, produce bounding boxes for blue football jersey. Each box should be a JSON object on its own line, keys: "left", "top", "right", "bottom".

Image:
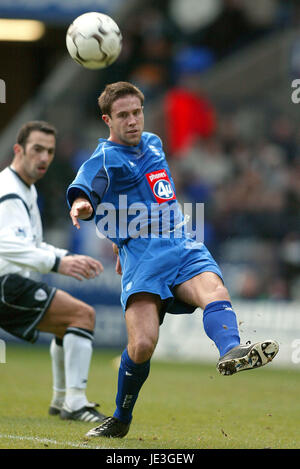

{"left": 67, "top": 132, "right": 184, "bottom": 247}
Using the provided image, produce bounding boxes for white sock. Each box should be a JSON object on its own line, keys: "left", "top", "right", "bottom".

{"left": 63, "top": 329, "right": 93, "bottom": 411}
{"left": 64, "top": 388, "right": 88, "bottom": 411}
{"left": 50, "top": 337, "right": 65, "bottom": 407}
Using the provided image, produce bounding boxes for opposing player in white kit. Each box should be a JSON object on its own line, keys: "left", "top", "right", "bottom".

{"left": 0, "top": 121, "right": 105, "bottom": 423}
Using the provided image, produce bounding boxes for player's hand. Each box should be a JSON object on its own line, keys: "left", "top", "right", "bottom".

{"left": 58, "top": 255, "right": 103, "bottom": 281}
{"left": 112, "top": 243, "right": 119, "bottom": 256}
{"left": 70, "top": 198, "right": 93, "bottom": 229}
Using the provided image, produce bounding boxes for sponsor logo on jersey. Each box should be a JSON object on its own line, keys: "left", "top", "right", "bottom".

{"left": 146, "top": 170, "right": 176, "bottom": 204}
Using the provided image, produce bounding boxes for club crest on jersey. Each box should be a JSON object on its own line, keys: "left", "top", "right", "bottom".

{"left": 146, "top": 170, "right": 176, "bottom": 203}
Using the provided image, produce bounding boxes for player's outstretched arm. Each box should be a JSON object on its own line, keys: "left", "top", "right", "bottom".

{"left": 70, "top": 197, "right": 93, "bottom": 229}
{"left": 58, "top": 254, "right": 103, "bottom": 281}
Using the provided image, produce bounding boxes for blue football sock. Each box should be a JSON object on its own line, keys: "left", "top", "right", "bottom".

{"left": 203, "top": 300, "right": 240, "bottom": 357}
{"left": 113, "top": 348, "right": 150, "bottom": 424}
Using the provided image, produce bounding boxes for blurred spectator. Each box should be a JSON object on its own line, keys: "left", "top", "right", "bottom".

{"left": 119, "top": 3, "right": 177, "bottom": 99}
{"left": 178, "top": 137, "right": 233, "bottom": 185}
{"left": 169, "top": 0, "right": 222, "bottom": 35}
{"left": 171, "top": 46, "right": 215, "bottom": 84}
{"left": 267, "top": 276, "right": 289, "bottom": 300}
{"left": 237, "top": 269, "right": 266, "bottom": 299}
{"left": 188, "top": 0, "right": 272, "bottom": 59}
{"left": 241, "top": 0, "right": 280, "bottom": 28}
{"left": 164, "top": 87, "right": 217, "bottom": 156}
{"left": 268, "top": 114, "right": 298, "bottom": 162}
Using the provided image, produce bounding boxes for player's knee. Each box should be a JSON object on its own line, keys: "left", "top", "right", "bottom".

{"left": 73, "top": 303, "right": 96, "bottom": 330}
{"left": 129, "top": 337, "right": 156, "bottom": 363}
{"left": 83, "top": 304, "right": 96, "bottom": 329}
{"left": 203, "top": 284, "right": 231, "bottom": 308}
{"left": 213, "top": 284, "right": 230, "bottom": 302}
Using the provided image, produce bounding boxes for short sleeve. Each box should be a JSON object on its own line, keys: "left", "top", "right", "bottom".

{"left": 66, "top": 157, "right": 109, "bottom": 220}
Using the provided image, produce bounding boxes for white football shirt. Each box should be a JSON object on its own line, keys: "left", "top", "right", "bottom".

{"left": 0, "top": 166, "right": 67, "bottom": 277}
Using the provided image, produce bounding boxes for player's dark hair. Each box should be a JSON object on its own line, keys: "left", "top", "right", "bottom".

{"left": 17, "top": 121, "right": 57, "bottom": 148}
{"left": 98, "top": 81, "right": 144, "bottom": 116}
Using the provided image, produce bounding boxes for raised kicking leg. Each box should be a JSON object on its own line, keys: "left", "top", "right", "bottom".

{"left": 174, "top": 272, "right": 279, "bottom": 375}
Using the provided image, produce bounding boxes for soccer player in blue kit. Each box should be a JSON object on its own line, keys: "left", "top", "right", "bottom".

{"left": 67, "top": 82, "right": 279, "bottom": 438}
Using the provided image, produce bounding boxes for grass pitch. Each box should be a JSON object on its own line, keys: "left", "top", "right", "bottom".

{"left": 0, "top": 343, "right": 300, "bottom": 449}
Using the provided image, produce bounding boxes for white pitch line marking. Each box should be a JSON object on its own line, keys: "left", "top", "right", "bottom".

{"left": 0, "top": 433, "right": 107, "bottom": 449}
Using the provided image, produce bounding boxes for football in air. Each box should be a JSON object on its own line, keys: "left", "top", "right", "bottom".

{"left": 66, "top": 12, "right": 122, "bottom": 69}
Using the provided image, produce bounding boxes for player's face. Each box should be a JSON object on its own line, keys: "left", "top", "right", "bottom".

{"left": 14, "top": 130, "right": 56, "bottom": 184}
{"left": 103, "top": 95, "right": 144, "bottom": 146}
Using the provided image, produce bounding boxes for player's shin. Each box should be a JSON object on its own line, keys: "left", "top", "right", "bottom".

{"left": 63, "top": 327, "right": 94, "bottom": 410}
{"left": 49, "top": 336, "right": 65, "bottom": 414}
{"left": 203, "top": 301, "right": 240, "bottom": 357}
{"left": 113, "top": 348, "right": 150, "bottom": 424}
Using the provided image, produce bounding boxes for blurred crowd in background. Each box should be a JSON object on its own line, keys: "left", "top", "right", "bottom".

{"left": 3, "top": 0, "right": 300, "bottom": 302}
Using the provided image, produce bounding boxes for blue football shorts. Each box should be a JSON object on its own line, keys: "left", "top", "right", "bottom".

{"left": 118, "top": 235, "right": 223, "bottom": 323}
